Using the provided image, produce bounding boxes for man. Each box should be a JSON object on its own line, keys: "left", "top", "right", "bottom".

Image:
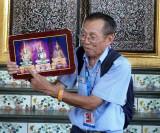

{"left": 7, "top": 12, "right": 131, "bottom": 133}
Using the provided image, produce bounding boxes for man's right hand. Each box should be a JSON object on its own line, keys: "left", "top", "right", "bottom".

{"left": 7, "top": 61, "right": 18, "bottom": 75}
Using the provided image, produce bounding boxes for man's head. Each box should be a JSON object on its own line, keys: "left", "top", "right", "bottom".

{"left": 84, "top": 12, "right": 117, "bottom": 36}
{"left": 80, "top": 12, "right": 117, "bottom": 59}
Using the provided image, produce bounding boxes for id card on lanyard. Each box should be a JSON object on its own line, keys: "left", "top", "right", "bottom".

{"left": 84, "top": 111, "right": 95, "bottom": 128}
{"left": 83, "top": 64, "right": 99, "bottom": 128}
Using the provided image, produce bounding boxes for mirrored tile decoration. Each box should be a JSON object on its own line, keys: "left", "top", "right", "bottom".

{"left": 134, "top": 74, "right": 160, "bottom": 91}
{"left": 10, "top": 0, "right": 79, "bottom": 45}
{"left": 28, "top": 123, "right": 71, "bottom": 133}
{"left": 138, "top": 98, "right": 160, "bottom": 113}
{"left": 0, "top": 70, "right": 57, "bottom": 87}
{"left": 124, "top": 125, "right": 142, "bottom": 133}
{"left": 132, "top": 74, "right": 135, "bottom": 88}
{"left": 46, "top": 76, "right": 57, "bottom": 83}
{"left": 0, "top": 70, "right": 30, "bottom": 87}
{"left": 143, "top": 125, "right": 160, "bottom": 133}
{"left": 0, "top": 122, "right": 27, "bottom": 133}
{"left": 134, "top": 98, "right": 138, "bottom": 111}
{"left": 0, "top": 95, "right": 31, "bottom": 111}
{"left": 32, "top": 95, "right": 71, "bottom": 111}
{"left": 90, "top": 0, "right": 155, "bottom": 52}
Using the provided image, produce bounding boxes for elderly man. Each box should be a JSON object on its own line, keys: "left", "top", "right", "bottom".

{"left": 7, "top": 12, "right": 131, "bottom": 133}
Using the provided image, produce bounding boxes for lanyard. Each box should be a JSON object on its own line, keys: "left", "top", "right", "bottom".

{"left": 85, "top": 64, "right": 100, "bottom": 96}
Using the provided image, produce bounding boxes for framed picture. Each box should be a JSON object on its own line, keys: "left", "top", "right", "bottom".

{"left": 9, "top": 29, "right": 75, "bottom": 79}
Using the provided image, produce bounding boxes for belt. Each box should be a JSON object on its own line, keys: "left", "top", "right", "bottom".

{"left": 71, "top": 125, "right": 106, "bottom": 133}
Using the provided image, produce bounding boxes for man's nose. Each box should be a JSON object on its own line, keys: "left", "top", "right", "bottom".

{"left": 82, "top": 36, "right": 90, "bottom": 44}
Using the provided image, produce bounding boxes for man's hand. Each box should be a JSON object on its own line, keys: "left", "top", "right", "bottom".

{"left": 7, "top": 61, "right": 18, "bottom": 75}
{"left": 28, "top": 69, "right": 59, "bottom": 97}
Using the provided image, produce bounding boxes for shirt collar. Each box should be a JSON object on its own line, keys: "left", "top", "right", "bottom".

{"left": 99, "top": 47, "right": 110, "bottom": 63}
{"left": 83, "top": 46, "right": 110, "bottom": 64}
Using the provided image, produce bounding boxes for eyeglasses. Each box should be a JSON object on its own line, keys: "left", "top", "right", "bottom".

{"left": 79, "top": 31, "right": 99, "bottom": 43}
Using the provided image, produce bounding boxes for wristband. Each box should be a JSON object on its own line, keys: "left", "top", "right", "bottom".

{"left": 50, "top": 90, "right": 54, "bottom": 97}
{"left": 58, "top": 88, "right": 64, "bottom": 101}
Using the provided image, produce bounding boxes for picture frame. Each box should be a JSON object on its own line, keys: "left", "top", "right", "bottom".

{"left": 9, "top": 29, "right": 75, "bottom": 79}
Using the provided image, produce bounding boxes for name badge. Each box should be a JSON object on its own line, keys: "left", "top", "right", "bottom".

{"left": 83, "top": 112, "right": 95, "bottom": 128}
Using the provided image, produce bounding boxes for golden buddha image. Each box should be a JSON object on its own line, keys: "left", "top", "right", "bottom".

{"left": 35, "top": 41, "right": 51, "bottom": 72}
{"left": 19, "top": 42, "right": 35, "bottom": 74}
{"left": 51, "top": 41, "right": 67, "bottom": 69}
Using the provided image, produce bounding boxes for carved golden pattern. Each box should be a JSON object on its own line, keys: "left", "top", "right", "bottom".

{"left": 0, "top": 0, "right": 10, "bottom": 64}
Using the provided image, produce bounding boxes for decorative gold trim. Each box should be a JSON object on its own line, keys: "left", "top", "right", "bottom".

{"left": 0, "top": 0, "right": 10, "bottom": 64}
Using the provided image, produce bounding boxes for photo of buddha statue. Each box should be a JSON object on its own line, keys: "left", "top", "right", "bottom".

{"left": 20, "top": 48, "right": 32, "bottom": 65}
{"left": 35, "top": 41, "right": 51, "bottom": 72}
{"left": 51, "top": 41, "right": 67, "bottom": 69}
{"left": 19, "top": 42, "right": 35, "bottom": 74}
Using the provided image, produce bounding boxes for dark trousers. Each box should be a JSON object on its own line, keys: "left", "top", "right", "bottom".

{"left": 70, "top": 125, "right": 106, "bottom": 133}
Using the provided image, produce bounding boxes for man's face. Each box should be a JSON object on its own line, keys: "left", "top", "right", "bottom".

{"left": 80, "top": 19, "right": 114, "bottom": 58}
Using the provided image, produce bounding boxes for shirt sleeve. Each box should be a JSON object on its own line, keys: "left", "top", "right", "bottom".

{"left": 92, "top": 56, "right": 131, "bottom": 105}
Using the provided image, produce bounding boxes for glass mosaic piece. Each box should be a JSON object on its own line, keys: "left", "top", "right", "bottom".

{"left": 138, "top": 98, "right": 160, "bottom": 113}
{"left": 46, "top": 76, "right": 57, "bottom": 83}
{"left": 143, "top": 125, "right": 160, "bottom": 133}
{"left": 0, "top": 95, "right": 31, "bottom": 111}
{"left": 28, "top": 123, "right": 71, "bottom": 133}
{"left": 0, "top": 122, "right": 27, "bottom": 133}
{"left": 0, "top": 70, "right": 57, "bottom": 87}
{"left": 0, "top": 70, "right": 30, "bottom": 87}
{"left": 32, "top": 95, "right": 71, "bottom": 111}
{"left": 134, "top": 98, "right": 138, "bottom": 111}
{"left": 124, "top": 125, "right": 142, "bottom": 133}
{"left": 134, "top": 74, "right": 160, "bottom": 91}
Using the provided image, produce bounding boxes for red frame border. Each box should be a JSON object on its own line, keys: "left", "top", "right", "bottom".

{"left": 9, "top": 29, "right": 75, "bottom": 79}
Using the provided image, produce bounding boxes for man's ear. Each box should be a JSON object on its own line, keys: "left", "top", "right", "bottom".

{"left": 105, "top": 34, "right": 115, "bottom": 46}
{"left": 107, "top": 34, "right": 115, "bottom": 42}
